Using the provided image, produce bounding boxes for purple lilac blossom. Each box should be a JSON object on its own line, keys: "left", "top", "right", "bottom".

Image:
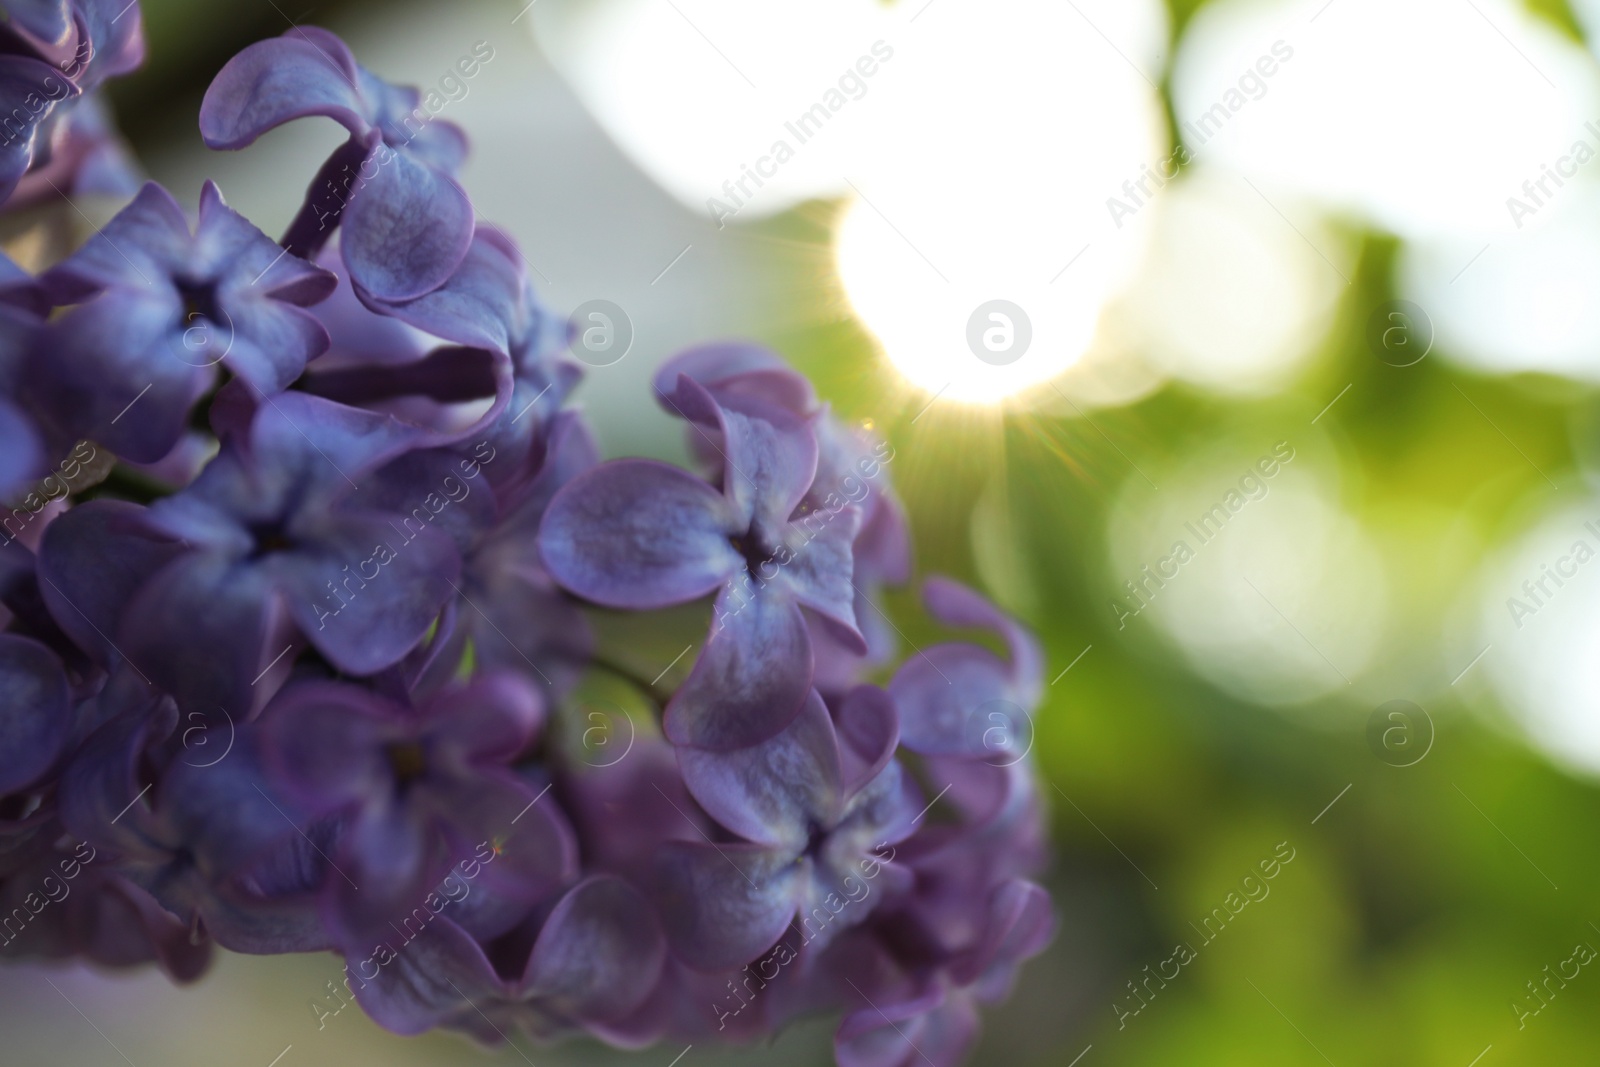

{"left": 0, "top": 0, "right": 144, "bottom": 204}
{"left": 540, "top": 374, "right": 866, "bottom": 750}
{"left": 258, "top": 672, "right": 574, "bottom": 943}
{"left": 33, "top": 181, "right": 337, "bottom": 463}
{"left": 200, "top": 27, "right": 475, "bottom": 303}
{"left": 0, "top": 18, "right": 1055, "bottom": 1066}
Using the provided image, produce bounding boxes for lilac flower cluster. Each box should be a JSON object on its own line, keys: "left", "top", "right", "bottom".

{"left": 0, "top": 10, "right": 1054, "bottom": 1064}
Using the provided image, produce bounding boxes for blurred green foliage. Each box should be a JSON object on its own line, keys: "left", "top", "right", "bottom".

{"left": 764, "top": 22, "right": 1600, "bottom": 1062}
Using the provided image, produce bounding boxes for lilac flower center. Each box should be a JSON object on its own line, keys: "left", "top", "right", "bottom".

{"left": 174, "top": 276, "right": 222, "bottom": 330}
{"left": 385, "top": 740, "right": 427, "bottom": 786}
{"left": 728, "top": 529, "right": 777, "bottom": 578}
{"left": 246, "top": 521, "right": 295, "bottom": 559}
{"left": 802, "top": 821, "right": 830, "bottom": 862}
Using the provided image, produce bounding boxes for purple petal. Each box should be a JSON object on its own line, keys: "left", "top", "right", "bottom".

{"left": 295, "top": 345, "right": 505, "bottom": 430}
{"left": 923, "top": 577, "right": 1042, "bottom": 705}
{"left": 343, "top": 147, "right": 474, "bottom": 301}
{"left": 836, "top": 993, "right": 979, "bottom": 1067}
{"left": 307, "top": 245, "right": 430, "bottom": 363}
{"left": 560, "top": 739, "right": 706, "bottom": 888}
{"left": 352, "top": 447, "right": 498, "bottom": 556}
{"left": 354, "top": 69, "right": 467, "bottom": 173}
{"left": 34, "top": 290, "right": 214, "bottom": 463}
{"left": 0, "top": 635, "right": 70, "bottom": 794}
{"left": 653, "top": 342, "right": 816, "bottom": 416}
{"left": 443, "top": 780, "right": 576, "bottom": 933}
{"left": 121, "top": 552, "right": 278, "bottom": 714}
{"left": 273, "top": 512, "right": 460, "bottom": 676}
{"left": 776, "top": 502, "right": 865, "bottom": 651}
{"left": 665, "top": 584, "right": 813, "bottom": 751}
{"left": 218, "top": 300, "right": 334, "bottom": 397}
{"left": 158, "top": 736, "right": 319, "bottom": 880}
{"left": 68, "top": 873, "right": 214, "bottom": 983}
{"left": 953, "top": 879, "right": 1055, "bottom": 997}
{"left": 888, "top": 643, "right": 1016, "bottom": 759}
{"left": 656, "top": 840, "right": 798, "bottom": 972}
{"left": 0, "top": 55, "right": 77, "bottom": 201}
{"left": 279, "top": 137, "right": 373, "bottom": 261}
{"left": 836, "top": 758, "right": 921, "bottom": 856}
{"left": 834, "top": 685, "right": 899, "bottom": 795}
{"left": 677, "top": 690, "right": 841, "bottom": 849}
{"left": 196, "top": 181, "right": 334, "bottom": 301}
{"left": 523, "top": 876, "right": 667, "bottom": 1023}
{"left": 259, "top": 681, "right": 398, "bottom": 814}
{"left": 819, "top": 585, "right": 896, "bottom": 694}
{"left": 6, "top": 1, "right": 73, "bottom": 46}
{"left": 422, "top": 671, "right": 543, "bottom": 764}
{"left": 336, "top": 798, "right": 439, "bottom": 913}
{"left": 75, "top": 0, "right": 146, "bottom": 84}
{"left": 666, "top": 375, "right": 818, "bottom": 531}
{"left": 199, "top": 29, "right": 369, "bottom": 149}
{"left": 348, "top": 915, "right": 508, "bottom": 1036}
{"left": 539, "top": 459, "right": 740, "bottom": 610}
{"left": 854, "top": 483, "right": 912, "bottom": 585}
{"left": 0, "top": 397, "right": 46, "bottom": 501}
{"left": 39, "top": 182, "right": 185, "bottom": 301}
{"left": 362, "top": 227, "right": 524, "bottom": 353}
{"left": 246, "top": 391, "right": 423, "bottom": 492}
{"left": 36, "top": 500, "right": 185, "bottom": 671}
{"left": 57, "top": 695, "right": 172, "bottom": 859}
